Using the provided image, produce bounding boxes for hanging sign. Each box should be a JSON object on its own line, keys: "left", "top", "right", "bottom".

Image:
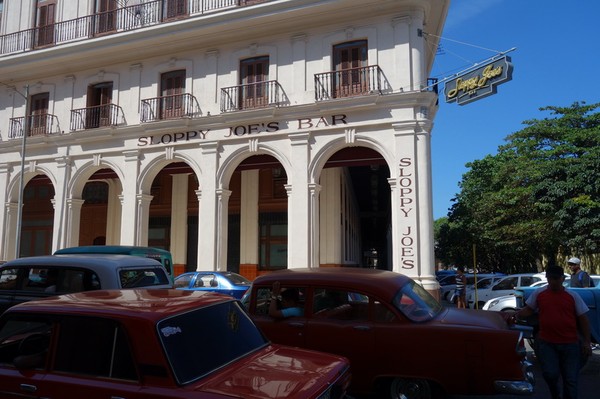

{"left": 444, "top": 56, "right": 513, "bottom": 105}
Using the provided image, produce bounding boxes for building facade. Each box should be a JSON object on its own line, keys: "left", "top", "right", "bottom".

{"left": 0, "top": 0, "right": 448, "bottom": 293}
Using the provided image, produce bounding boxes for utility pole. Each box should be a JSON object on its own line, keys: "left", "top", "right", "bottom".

{"left": 15, "top": 84, "right": 30, "bottom": 258}
{"left": 1, "top": 82, "right": 29, "bottom": 258}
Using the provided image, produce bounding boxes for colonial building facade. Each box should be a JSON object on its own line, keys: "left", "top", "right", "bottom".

{"left": 0, "top": 0, "right": 448, "bottom": 293}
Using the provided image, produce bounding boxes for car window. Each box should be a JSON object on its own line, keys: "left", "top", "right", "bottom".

{"left": 0, "top": 267, "right": 101, "bottom": 293}
{"left": 158, "top": 301, "right": 268, "bottom": 384}
{"left": 54, "top": 316, "right": 137, "bottom": 381}
{"left": 494, "top": 277, "right": 518, "bottom": 290}
{"left": 254, "top": 286, "right": 306, "bottom": 316}
{"left": 475, "top": 278, "right": 493, "bottom": 289}
{"left": 0, "top": 318, "right": 53, "bottom": 368}
{"left": 224, "top": 273, "right": 251, "bottom": 286}
{"left": 520, "top": 276, "right": 537, "bottom": 286}
{"left": 312, "top": 288, "right": 369, "bottom": 321}
{"left": 119, "top": 268, "right": 169, "bottom": 288}
{"left": 197, "top": 274, "right": 217, "bottom": 288}
{"left": 174, "top": 274, "right": 192, "bottom": 288}
{"left": 0, "top": 268, "right": 19, "bottom": 291}
{"left": 393, "top": 280, "right": 442, "bottom": 322}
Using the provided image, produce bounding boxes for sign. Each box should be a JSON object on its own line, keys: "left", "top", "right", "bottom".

{"left": 444, "top": 56, "right": 513, "bottom": 105}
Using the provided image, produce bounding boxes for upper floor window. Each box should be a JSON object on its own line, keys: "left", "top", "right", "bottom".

{"left": 96, "top": 0, "right": 117, "bottom": 34}
{"left": 332, "top": 40, "right": 368, "bottom": 98}
{"left": 160, "top": 70, "right": 186, "bottom": 119}
{"left": 30, "top": 92, "right": 50, "bottom": 136}
{"left": 240, "top": 56, "right": 269, "bottom": 109}
{"left": 36, "top": 0, "right": 56, "bottom": 47}
{"left": 86, "top": 82, "right": 113, "bottom": 128}
{"left": 165, "top": 0, "right": 187, "bottom": 20}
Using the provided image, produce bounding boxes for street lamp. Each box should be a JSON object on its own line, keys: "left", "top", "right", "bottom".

{"left": 1, "top": 82, "right": 29, "bottom": 258}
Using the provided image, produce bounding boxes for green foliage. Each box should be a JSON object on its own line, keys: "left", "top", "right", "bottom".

{"left": 436, "top": 102, "right": 600, "bottom": 273}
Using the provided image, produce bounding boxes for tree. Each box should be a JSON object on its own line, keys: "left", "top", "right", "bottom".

{"left": 438, "top": 102, "right": 600, "bottom": 273}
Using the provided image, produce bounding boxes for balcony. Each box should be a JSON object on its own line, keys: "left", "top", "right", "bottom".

{"left": 70, "top": 104, "right": 126, "bottom": 131}
{"left": 220, "top": 80, "right": 286, "bottom": 112}
{"left": 314, "top": 65, "right": 383, "bottom": 102}
{"left": 141, "top": 93, "right": 201, "bottom": 122}
{"left": 9, "top": 114, "right": 61, "bottom": 139}
{"left": 0, "top": 0, "right": 268, "bottom": 57}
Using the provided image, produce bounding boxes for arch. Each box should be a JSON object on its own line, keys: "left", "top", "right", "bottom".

{"left": 7, "top": 165, "right": 57, "bottom": 203}
{"left": 138, "top": 152, "right": 202, "bottom": 195}
{"left": 69, "top": 159, "right": 125, "bottom": 200}
{"left": 309, "top": 135, "right": 395, "bottom": 183}
{"left": 217, "top": 144, "right": 292, "bottom": 190}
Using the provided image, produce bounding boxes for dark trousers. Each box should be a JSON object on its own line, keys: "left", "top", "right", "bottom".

{"left": 537, "top": 339, "right": 581, "bottom": 399}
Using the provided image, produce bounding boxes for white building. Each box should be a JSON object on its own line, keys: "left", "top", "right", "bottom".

{"left": 0, "top": 0, "right": 448, "bottom": 293}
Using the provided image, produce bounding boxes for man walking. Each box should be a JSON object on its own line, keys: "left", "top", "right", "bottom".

{"left": 511, "top": 265, "right": 592, "bottom": 399}
{"left": 568, "top": 257, "right": 592, "bottom": 288}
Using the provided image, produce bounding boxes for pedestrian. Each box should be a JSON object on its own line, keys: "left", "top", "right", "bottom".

{"left": 269, "top": 281, "right": 303, "bottom": 318}
{"left": 455, "top": 265, "right": 467, "bottom": 309}
{"left": 567, "top": 257, "right": 593, "bottom": 288}
{"left": 510, "top": 265, "right": 592, "bottom": 399}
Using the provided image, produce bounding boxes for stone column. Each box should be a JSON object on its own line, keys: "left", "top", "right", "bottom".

{"left": 240, "top": 170, "right": 259, "bottom": 269}
{"left": 216, "top": 189, "right": 232, "bottom": 271}
{"left": 288, "top": 132, "right": 311, "bottom": 268}
{"left": 170, "top": 173, "right": 189, "bottom": 267}
{"left": 51, "top": 156, "right": 72, "bottom": 251}
{"left": 120, "top": 150, "right": 141, "bottom": 245}
{"left": 0, "top": 164, "right": 10, "bottom": 260}
{"left": 64, "top": 199, "right": 85, "bottom": 248}
{"left": 136, "top": 194, "right": 153, "bottom": 246}
{"left": 197, "top": 142, "right": 219, "bottom": 270}
{"left": 105, "top": 179, "right": 122, "bottom": 245}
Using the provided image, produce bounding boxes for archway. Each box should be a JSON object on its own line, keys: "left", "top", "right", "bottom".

{"left": 20, "top": 174, "right": 55, "bottom": 256}
{"left": 228, "top": 154, "right": 288, "bottom": 277}
{"left": 319, "top": 147, "right": 391, "bottom": 269}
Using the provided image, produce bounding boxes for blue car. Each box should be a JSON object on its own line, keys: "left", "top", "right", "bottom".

{"left": 174, "top": 271, "right": 251, "bottom": 299}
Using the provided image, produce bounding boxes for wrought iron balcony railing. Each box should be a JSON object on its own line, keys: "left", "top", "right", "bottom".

{"left": 220, "top": 80, "right": 286, "bottom": 112}
{"left": 70, "top": 104, "right": 126, "bottom": 131}
{"left": 314, "top": 65, "right": 383, "bottom": 102}
{"left": 0, "top": 1, "right": 267, "bottom": 56}
{"left": 9, "top": 114, "right": 61, "bottom": 139}
{"left": 141, "top": 93, "right": 200, "bottom": 122}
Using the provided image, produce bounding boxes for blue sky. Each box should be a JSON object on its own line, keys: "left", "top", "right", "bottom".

{"left": 430, "top": 0, "right": 599, "bottom": 219}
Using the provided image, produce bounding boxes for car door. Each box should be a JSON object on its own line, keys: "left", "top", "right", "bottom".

{"left": 486, "top": 276, "right": 520, "bottom": 302}
{"left": 0, "top": 317, "right": 53, "bottom": 399}
{"left": 304, "top": 288, "right": 375, "bottom": 382}
{"left": 40, "top": 316, "right": 146, "bottom": 398}
{"left": 250, "top": 285, "right": 307, "bottom": 349}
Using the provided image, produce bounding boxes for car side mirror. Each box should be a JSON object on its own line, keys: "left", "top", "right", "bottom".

{"left": 14, "top": 353, "right": 45, "bottom": 369}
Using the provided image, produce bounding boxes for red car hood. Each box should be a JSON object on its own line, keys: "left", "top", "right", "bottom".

{"left": 193, "top": 344, "right": 348, "bottom": 398}
{"left": 434, "top": 307, "right": 507, "bottom": 330}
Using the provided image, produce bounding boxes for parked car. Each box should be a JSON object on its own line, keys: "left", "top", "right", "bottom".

{"left": 0, "top": 289, "right": 351, "bottom": 399}
{"left": 174, "top": 271, "right": 251, "bottom": 299}
{"left": 445, "top": 273, "right": 505, "bottom": 303}
{"left": 482, "top": 275, "right": 600, "bottom": 312}
{"left": 0, "top": 254, "right": 172, "bottom": 314}
{"left": 54, "top": 245, "right": 175, "bottom": 282}
{"left": 242, "top": 268, "right": 534, "bottom": 398}
{"left": 467, "top": 273, "right": 546, "bottom": 309}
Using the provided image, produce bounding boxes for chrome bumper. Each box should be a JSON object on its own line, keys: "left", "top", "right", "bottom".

{"left": 494, "top": 360, "right": 535, "bottom": 395}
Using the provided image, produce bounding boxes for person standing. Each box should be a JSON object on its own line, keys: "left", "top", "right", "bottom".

{"left": 568, "top": 257, "right": 592, "bottom": 288}
{"left": 510, "top": 265, "right": 592, "bottom": 399}
{"left": 455, "top": 265, "right": 467, "bottom": 309}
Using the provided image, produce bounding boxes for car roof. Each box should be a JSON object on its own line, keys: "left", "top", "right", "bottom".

{"left": 1, "top": 254, "right": 163, "bottom": 268}
{"left": 6, "top": 289, "right": 232, "bottom": 322}
{"left": 54, "top": 245, "right": 170, "bottom": 255}
{"left": 252, "top": 268, "right": 411, "bottom": 300}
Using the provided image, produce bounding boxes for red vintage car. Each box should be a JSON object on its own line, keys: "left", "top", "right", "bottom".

{"left": 243, "top": 268, "right": 535, "bottom": 398}
{"left": 0, "top": 289, "right": 351, "bottom": 399}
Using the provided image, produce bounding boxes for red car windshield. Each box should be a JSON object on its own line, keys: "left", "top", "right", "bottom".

{"left": 393, "top": 280, "right": 443, "bottom": 322}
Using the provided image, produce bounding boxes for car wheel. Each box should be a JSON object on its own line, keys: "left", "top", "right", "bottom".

{"left": 501, "top": 307, "right": 517, "bottom": 312}
{"left": 387, "top": 377, "right": 432, "bottom": 399}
